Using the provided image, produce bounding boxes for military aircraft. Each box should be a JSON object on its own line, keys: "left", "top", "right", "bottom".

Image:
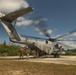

{"left": 0, "top": 7, "right": 76, "bottom": 58}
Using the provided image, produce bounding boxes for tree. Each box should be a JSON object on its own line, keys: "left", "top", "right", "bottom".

{"left": 3, "top": 41, "right": 6, "bottom": 47}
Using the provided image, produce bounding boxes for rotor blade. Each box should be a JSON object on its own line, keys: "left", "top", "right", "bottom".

{"left": 20, "top": 34, "right": 47, "bottom": 40}
{"left": 56, "top": 39, "right": 76, "bottom": 41}
{"left": 55, "top": 29, "right": 76, "bottom": 39}
{"left": 35, "top": 23, "right": 50, "bottom": 37}
{"left": 56, "top": 41, "right": 73, "bottom": 48}
{"left": 32, "top": 17, "right": 51, "bottom": 38}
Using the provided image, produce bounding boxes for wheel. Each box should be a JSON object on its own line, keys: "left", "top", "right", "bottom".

{"left": 54, "top": 54, "right": 60, "bottom": 58}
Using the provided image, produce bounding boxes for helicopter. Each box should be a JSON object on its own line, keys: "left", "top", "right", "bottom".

{"left": 0, "top": 7, "right": 76, "bottom": 58}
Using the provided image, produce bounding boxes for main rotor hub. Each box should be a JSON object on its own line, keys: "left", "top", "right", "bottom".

{"left": 49, "top": 38, "right": 55, "bottom": 42}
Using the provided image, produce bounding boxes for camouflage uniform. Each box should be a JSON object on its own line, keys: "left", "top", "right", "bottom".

{"left": 19, "top": 47, "right": 24, "bottom": 59}
{"left": 26, "top": 48, "right": 30, "bottom": 59}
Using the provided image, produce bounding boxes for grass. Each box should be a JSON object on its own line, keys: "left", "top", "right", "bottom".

{"left": 0, "top": 60, "right": 76, "bottom": 75}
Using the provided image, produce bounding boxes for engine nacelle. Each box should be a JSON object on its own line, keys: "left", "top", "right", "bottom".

{"left": 0, "top": 13, "right": 5, "bottom": 18}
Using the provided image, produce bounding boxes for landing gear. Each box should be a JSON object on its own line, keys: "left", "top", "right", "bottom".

{"left": 32, "top": 50, "right": 37, "bottom": 58}
{"left": 32, "top": 50, "right": 46, "bottom": 58}
{"left": 54, "top": 54, "right": 60, "bottom": 58}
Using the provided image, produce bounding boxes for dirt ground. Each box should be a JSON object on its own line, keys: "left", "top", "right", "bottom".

{"left": 0, "top": 56, "right": 76, "bottom": 75}
{"left": 0, "top": 55, "right": 76, "bottom": 65}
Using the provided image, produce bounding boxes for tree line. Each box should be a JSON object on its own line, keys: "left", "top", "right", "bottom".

{"left": 65, "top": 49, "right": 76, "bottom": 56}
{"left": 0, "top": 41, "right": 76, "bottom": 56}
{"left": 0, "top": 41, "right": 27, "bottom": 56}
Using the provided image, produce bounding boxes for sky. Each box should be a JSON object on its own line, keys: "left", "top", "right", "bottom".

{"left": 0, "top": 0, "right": 76, "bottom": 48}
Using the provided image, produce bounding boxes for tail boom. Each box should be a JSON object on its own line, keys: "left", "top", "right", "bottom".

{"left": 0, "top": 7, "right": 34, "bottom": 42}
{"left": 1, "top": 20, "right": 21, "bottom": 41}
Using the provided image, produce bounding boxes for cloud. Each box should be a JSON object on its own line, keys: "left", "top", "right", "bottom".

{"left": 33, "top": 17, "right": 48, "bottom": 25}
{"left": 17, "top": 17, "right": 33, "bottom": 26}
{"left": 0, "top": 0, "right": 29, "bottom": 14}
{"left": 35, "top": 27, "right": 53, "bottom": 35}
{"left": 16, "top": 17, "right": 48, "bottom": 26}
{"left": 47, "top": 30, "right": 53, "bottom": 34}
{"left": 16, "top": 17, "right": 52, "bottom": 35}
{"left": 38, "top": 29, "right": 53, "bottom": 35}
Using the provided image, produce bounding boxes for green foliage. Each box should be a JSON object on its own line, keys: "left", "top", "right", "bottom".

{"left": 0, "top": 44, "right": 26, "bottom": 56}
{"left": 65, "top": 49, "right": 76, "bottom": 56}
{"left": 3, "top": 41, "right": 6, "bottom": 46}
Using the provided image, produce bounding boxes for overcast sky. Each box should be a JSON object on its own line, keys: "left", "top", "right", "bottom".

{"left": 0, "top": 0, "right": 76, "bottom": 48}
